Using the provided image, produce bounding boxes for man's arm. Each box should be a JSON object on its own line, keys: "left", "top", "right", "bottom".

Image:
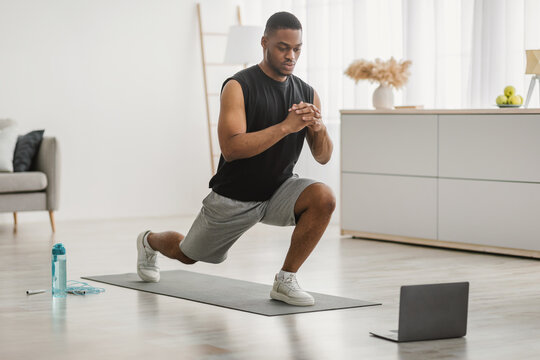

{"left": 217, "top": 80, "right": 311, "bottom": 162}
{"left": 303, "top": 91, "right": 333, "bottom": 164}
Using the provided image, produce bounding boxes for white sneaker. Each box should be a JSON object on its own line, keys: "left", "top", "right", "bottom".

{"left": 270, "top": 273, "right": 315, "bottom": 306}
{"left": 136, "top": 230, "right": 160, "bottom": 282}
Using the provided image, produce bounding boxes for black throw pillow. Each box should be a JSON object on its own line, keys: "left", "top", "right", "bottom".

{"left": 13, "top": 130, "right": 45, "bottom": 172}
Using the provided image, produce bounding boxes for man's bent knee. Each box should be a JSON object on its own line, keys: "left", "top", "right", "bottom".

{"left": 321, "top": 190, "right": 337, "bottom": 214}
{"left": 311, "top": 183, "right": 336, "bottom": 215}
{"left": 295, "top": 182, "right": 336, "bottom": 221}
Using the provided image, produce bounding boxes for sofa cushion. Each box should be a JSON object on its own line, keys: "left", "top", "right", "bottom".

{"left": 0, "top": 125, "right": 19, "bottom": 172}
{"left": 0, "top": 172, "right": 48, "bottom": 193}
{"left": 13, "top": 130, "right": 45, "bottom": 172}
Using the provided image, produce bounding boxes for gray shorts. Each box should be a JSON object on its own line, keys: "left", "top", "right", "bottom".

{"left": 179, "top": 174, "right": 318, "bottom": 264}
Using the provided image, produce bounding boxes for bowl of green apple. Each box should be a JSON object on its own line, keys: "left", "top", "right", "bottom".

{"left": 496, "top": 86, "right": 523, "bottom": 108}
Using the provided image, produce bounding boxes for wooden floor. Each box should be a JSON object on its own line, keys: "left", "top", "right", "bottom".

{"left": 1, "top": 216, "right": 540, "bottom": 359}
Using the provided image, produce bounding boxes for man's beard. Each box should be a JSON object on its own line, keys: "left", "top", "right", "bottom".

{"left": 266, "top": 50, "right": 289, "bottom": 77}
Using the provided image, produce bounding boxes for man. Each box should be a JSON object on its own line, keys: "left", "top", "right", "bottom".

{"left": 136, "top": 12, "right": 334, "bottom": 306}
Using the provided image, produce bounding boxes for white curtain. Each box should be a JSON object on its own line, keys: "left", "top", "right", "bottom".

{"left": 242, "top": 0, "right": 540, "bottom": 112}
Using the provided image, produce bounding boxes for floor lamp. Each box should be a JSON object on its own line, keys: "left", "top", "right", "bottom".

{"left": 223, "top": 25, "right": 263, "bottom": 68}
{"left": 524, "top": 49, "right": 540, "bottom": 108}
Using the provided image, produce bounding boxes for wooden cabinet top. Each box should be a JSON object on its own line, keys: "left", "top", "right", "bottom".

{"left": 340, "top": 108, "right": 540, "bottom": 115}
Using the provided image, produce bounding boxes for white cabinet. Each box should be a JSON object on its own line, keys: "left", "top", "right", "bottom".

{"left": 342, "top": 173, "right": 437, "bottom": 239}
{"left": 341, "top": 109, "right": 540, "bottom": 258}
{"left": 341, "top": 115, "right": 437, "bottom": 176}
{"left": 439, "top": 115, "right": 540, "bottom": 182}
{"left": 439, "top": 179, "right": 540, "bottom": 251}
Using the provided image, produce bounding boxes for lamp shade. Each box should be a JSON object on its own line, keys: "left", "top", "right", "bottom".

{"left": 223, "top": 25, "right": 263, "bottom": 64}
{"left": 525, "top": 49, "right": 540, "bottom": 74}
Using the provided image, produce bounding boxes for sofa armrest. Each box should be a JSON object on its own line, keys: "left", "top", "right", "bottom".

{"left": 35, "top": 137, "right": 60, "bottom": 210}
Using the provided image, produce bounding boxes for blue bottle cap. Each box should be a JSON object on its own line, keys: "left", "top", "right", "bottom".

{"left": 52, "top": 243, "right": 66, "bottom": 255}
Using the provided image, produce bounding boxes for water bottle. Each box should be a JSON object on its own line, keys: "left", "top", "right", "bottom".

{"left": 52, "top": 243, "right": 67, "bottom": 298}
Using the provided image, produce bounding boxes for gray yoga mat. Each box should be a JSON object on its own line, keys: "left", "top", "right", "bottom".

{"left": 82, "top": 270, "right": 380, "bottom": 316}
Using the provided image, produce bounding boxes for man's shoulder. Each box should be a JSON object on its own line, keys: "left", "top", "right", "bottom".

{"left": 221, "top": 66, "right": 259, "bottom": 94}
{"left": 223, "top": 65, "right": 259, "bottom": 89}
{"left": 232, "top": 65, "right": 259, "bottom": 80}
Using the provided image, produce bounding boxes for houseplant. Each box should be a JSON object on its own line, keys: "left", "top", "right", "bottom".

{"left": 345, "top": 57, "right": 412, "bottom": 109}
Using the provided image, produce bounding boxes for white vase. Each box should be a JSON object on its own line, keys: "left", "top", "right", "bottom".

{"left": 372, "top": 84, "right": 394, "bottom": 109}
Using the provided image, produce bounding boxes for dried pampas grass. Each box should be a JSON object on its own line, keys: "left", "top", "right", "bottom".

{"left": 345, "top": 57, "right": 412, "bottom": 89}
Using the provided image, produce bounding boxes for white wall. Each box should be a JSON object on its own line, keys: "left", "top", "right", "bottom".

{"left": 0, "top": 0, "right": 227, "bottom": 223}
{"left": 0, "top": 0, "right": 341, "bottom": 225}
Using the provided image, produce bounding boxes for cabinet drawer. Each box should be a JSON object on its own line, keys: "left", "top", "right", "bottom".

{"left": 341, "top": 173, "right": 437, "bottom": 239}
{"left": 439, "top": 115, "right": 540, "bottom": 182}
{"left": 341, "top": 115, "right": 437, "bottom": 176}
{"left": 438, "top": 179, "right": 540, "bottom": 251}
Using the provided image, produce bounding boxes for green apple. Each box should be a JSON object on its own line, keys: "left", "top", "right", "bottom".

{"left": 496, "top": 95, "right": 508, "bottom": 105}
{"left": 509, "top": 95, "right": 522, "bottom": 105}
{"left": 504, "top": 86, "right": 515, "bottom": 97}
{"left": 518, "top": 95, "right": 523, "bottom": 103}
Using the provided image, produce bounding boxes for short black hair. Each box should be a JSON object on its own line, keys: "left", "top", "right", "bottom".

{"left": 264, "top": 12, "right": 302, "bottom": 36}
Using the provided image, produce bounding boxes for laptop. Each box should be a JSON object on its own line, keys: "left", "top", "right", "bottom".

{"left": 370, "top": 282, "right": 469, "bottom": 342}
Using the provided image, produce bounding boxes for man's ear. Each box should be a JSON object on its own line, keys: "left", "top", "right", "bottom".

{"left": 261, "top": 35, "right": 267, "bottom": 50}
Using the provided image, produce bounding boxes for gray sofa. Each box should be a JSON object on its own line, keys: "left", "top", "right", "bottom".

{"left": 0, "top": 137, "right": 60, "bottom": 232}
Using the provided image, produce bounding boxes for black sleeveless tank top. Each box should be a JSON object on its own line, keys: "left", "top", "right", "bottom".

{"left": 209, "top": 64, "right": 314, "bottom": 201}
